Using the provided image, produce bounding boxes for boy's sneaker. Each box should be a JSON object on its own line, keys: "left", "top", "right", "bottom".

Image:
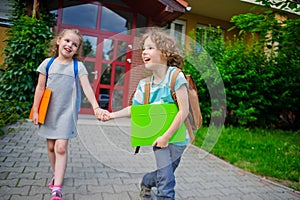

{"left": 140, "top": 182, "right": 151, "bottom": 200}
{"left": 51, "top": 190, "right": 62, "bottom": 200}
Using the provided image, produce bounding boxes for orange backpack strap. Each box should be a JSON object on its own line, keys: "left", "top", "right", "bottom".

{"left": 170, "top": 68, "right": 182, "bottom": 104}
{"left": 144, "top": 76, "right": 151, "bottom": 104}
{"left": 129, "top": 76, "right": 151, "bottom": 105}
{"left": 134, "top": 76, "right": 151, "bottom": 154}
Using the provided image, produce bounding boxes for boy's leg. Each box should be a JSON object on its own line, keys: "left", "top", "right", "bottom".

{"left": 140, "top": 146, "right": 174, "bottom": 200}
{"left": 153, "top": 146, "right": 175, "bottom": 200}
{"left": 141, "top": 170, "right": 157, "bottom": 188}
{"left": 141, "top": 144, "right": 186, "bottom": 185}
{"left": 169, "top": 144, "right": 186, "bottom": 173}
{"left": 154, "top": 144, "right": 186, "bottom": 200}
{"left": 141, "top": 145, "right": 186, "bottom": 199}
{"left": 54, "top": 139, "right": 68, "bottom": 186}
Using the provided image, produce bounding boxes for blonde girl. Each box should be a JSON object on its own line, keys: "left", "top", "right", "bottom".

{"left": 32, "top": 29, "right": 105, "bottom": 200}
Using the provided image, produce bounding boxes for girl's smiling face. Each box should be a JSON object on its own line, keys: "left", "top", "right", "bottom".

{"left": 142, "top": 37, "right": 167, "bottom": 70}
{"left": 57, "top": 31, "right": 80, "bottom": 59}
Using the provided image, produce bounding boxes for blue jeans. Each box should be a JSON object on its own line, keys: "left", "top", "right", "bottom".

{"left": 142, "top": 144, "right": 187, "bottom": 200}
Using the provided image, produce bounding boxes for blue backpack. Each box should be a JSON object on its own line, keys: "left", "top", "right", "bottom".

{"left": 46, "top": 57, "right": 81, "bottom": 113}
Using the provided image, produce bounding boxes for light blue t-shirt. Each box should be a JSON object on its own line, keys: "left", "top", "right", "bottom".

{"left": 132, "top": 66, "right": 190, "bottom": 145}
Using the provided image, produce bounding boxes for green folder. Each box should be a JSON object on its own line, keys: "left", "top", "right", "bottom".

{"left": 131, "top": 103, "right": 186, "bottom": 147}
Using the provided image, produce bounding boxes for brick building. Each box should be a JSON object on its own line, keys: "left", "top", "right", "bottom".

{"left": 0, "top": 0, "right": 298, "bottom": 114}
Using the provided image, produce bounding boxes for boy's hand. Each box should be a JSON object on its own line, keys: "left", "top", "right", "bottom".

{"left": 152, "top": 135, "right": 169, "bottom": 148}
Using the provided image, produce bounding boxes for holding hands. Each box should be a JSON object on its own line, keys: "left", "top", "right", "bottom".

{"left": 94, "top": 107, "right": 111, "bottom": 121}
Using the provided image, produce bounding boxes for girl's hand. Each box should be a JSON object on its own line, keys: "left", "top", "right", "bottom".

{"left": 152, "top": 135, "right": 169, "bottom": 148}
{"left": 101, "top": 110, "right": 111, "bottom": 121}
{"left": 32, "top": 112, "right": 39, "bottom": 125}
{"left": 94, "top": 108, "right": 110, "bottom": 121}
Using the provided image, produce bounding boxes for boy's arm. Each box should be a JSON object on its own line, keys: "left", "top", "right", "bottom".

{"left": 152, "top": 84, "right": 189, "bottom": 147}
{"left": 165, "top": 84, "right": 189, "bottom": 139}
{"left": 110, "top": 106, "right": 131, "bottom": 119}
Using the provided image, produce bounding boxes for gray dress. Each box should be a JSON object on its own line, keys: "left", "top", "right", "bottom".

{"left": 37, "top": 58, "right": 88, "bottom": 139}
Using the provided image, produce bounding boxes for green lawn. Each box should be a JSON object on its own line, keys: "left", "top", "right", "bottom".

{"left": 194, "top": 126, "right": 300, "bottom": 191}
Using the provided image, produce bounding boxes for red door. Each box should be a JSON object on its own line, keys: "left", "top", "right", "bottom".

{"left": 77, "top": 33, "right": 132, "bottom": 114}
{"left": 56, "top": 2, "right": 142, "bottom": 114}
{"left": 96, "top": 33, "right": 132, "bottom": 112}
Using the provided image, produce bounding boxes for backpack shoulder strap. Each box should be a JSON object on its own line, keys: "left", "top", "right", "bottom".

{"left": 45, "top": 58, "right": 79, "bottom": 80}
{"left": 46, "top": 57, "right": 55, "bottom": 80}
{"left": 170, "top": 68, "right": 182, "bottom": 104}
{"left": 73, "top": 59, "right": 78, "bottom": 79}
{"left": 129, "top": 75, "right": 151, "bottom": 106}
{"left": 144, "top": 76, "right": 151, "bottom": 104}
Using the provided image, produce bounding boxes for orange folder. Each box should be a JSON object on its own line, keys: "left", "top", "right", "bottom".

{"left": 29, "top": 88, "right": 52, "bottom": 124}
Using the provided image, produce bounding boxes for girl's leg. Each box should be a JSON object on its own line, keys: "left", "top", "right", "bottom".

{"left": 53, "top": 139, "right": 69, "bottom": 186}
{"left": 47, "top": 139, "right": 56, "bottom": 188}
{"left": 47, "top": 139, "right": 56, "bottom": 172}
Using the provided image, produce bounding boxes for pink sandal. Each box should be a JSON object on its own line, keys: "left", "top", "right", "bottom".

{"left": 51, "top": 190, "right": 62, "bottom": 200}
{"left": 48, "top": 174, "right": 55, "bottom": 189}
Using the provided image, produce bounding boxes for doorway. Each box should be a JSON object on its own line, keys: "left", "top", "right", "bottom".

{"left": 56, "top": 2, "right": 141, "bottom": 113}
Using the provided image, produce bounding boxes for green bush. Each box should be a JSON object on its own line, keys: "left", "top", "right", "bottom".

{"left": 0, "top": 100, "right": 23, "bottom": 127}
{"left": 0, "top": 1, "right": 54, "bottom": 127}
{"left": 185, "top": 11, "right": 300, "bottom": 130}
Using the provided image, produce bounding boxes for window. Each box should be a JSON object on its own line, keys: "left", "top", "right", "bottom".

{"left": 170, "top": 19, "right": 186, "bottom": 46}
{"left": 100, "top": 7, "right": 133, "bottom": 34}
{"left": 196, "top": 24, "right": 224, "bottom": 45}
{"left": 62, "top": 3, "right": 98, "bottom": 29}
{"left": 82, "top": 35, "right": 97, "bottom": 58}
{"left": 0, "top": 0, "right": 12, "bottom": 26}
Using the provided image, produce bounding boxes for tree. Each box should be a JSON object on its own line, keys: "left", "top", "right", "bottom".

{"left": 185, "top": 6, "right": 300, "bottom": 129}
{"left": 255, "top": 0, "right": 300, "bottom": 12}
{"left": 227, "top": 8, "right": 300, "bottom": 129}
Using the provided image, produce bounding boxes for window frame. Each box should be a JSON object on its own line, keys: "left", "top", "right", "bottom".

{"left": 170, "top": 19, "right": 186, "bottom": 46}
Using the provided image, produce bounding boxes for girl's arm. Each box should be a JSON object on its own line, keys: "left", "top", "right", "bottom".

{"left": 79, "top": 75, "right": 104, "bottom": 117}
{"left": 152, "top": 84, "right": 189, "bottom": 147}
{"left": 32, "top": 73, "right": 47, "bottom": 125}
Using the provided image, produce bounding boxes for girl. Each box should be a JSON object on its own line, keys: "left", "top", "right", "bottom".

{"left": 32, "top": 29, "right": 105, "bottom": 200}
{"left": 102, "top": 28, "right": 190, "bottom": 200}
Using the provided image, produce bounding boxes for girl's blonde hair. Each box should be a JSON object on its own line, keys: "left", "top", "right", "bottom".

{"left": 48, "top": 29, "right": 83, "bottom": 60}
{"left": 140, "top": 27, "right": 184, "bottom": 68}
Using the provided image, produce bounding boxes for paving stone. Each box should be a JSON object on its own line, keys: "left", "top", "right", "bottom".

{"left": 0, "top": 119, "right": 298, "bottom": 200}
{"left": 87, "top": 184, "right": 114, "bottom": 193}
{"left": 10, "top": 194, "right": 44, "bottom": 200}
{"left": 102, "top": 192, "right": 131, "bottom": 200}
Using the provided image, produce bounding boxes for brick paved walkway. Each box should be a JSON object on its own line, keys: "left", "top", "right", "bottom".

{"left": 0, "top": 115, "right": 299, "bottom": 200}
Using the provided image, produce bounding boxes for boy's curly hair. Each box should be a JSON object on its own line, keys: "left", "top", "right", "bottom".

{"left": 140, "top": 27, "right": 184, "bottom": 68}
{"left": 48, "top": 29, "right": 83, "bottom": 60}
